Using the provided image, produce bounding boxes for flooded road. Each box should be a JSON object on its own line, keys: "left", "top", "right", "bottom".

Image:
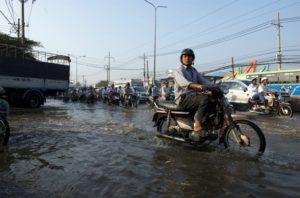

{"left": 1, "top": 99, "right": 300, "bottom": 197}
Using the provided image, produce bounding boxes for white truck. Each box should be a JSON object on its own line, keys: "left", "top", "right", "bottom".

{"left": 0, "top": 44, "right": 70, "bottom": 107}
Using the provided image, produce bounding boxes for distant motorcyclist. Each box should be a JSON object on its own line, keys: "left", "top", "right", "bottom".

{"left": 124, "top": 82, "right": 133, "bottom": 99}
{"left": 258, "top": 77, "right": 276, "bottom": 109}
{"left": 101, "top": 87, "right": 109, "bottom": 103}
{"left": 161, "top": 81, "right": 171, "bottom": 100}
{"left": 248, "top": 78, "right": 261, "bottom": 102}
{"left": 149, "top": 82, "right": 160, "bottom": 104}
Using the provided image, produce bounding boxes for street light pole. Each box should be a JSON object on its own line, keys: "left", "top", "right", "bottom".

{"left": 144, "top": 0, "right": 167, "bottom": 84}
{"left": 75, "top": 55, "right": 86, "bottom": 84}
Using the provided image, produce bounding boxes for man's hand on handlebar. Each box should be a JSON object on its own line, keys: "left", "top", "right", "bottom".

{"left": 195, "top": 84, "right": 207, "bottom": 92}
{"left": 209, "top": 86, "right": 222, "bottom": 94}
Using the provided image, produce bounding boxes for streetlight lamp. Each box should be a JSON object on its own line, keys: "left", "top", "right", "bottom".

{"left": 144, "top": 0, "right": 167, "bottom": 84}
{"left": 75, "top": 55, "right": 86, "bottom": 84}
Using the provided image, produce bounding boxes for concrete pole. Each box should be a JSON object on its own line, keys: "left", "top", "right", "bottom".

{"left": 231, "top": 57, "right": 235, "bottom": 79}
{"left": 20, "top": 0, "right": 28, "bottom": 45}
{"left": 277, "top": 12, "right": 282, "bottom": 70}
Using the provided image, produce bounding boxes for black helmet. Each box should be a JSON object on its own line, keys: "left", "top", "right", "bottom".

{"left": 181, "top": 48, "right": 195, "bottom": 59}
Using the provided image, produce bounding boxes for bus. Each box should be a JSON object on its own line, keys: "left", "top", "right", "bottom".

{"left": 242, "top": 68, "right": 300, "bottom": 92}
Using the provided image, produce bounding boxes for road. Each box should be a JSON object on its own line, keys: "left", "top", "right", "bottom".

{"left": 0, "top": 99, "right": 299, "bottom": 197}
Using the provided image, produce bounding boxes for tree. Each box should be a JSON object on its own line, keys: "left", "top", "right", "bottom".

{"left": 96, "top": 80, "right": 109, "bottom": 88}
{"left": 0, "top": 32, "right": 42, "bottom": 59}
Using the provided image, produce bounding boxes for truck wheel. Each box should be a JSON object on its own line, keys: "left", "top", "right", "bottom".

{"left": 0, "top": 116, "right": 10, "bottom": 146}
{"left": 26, "top": 93, "right": 41, "bottom": 108}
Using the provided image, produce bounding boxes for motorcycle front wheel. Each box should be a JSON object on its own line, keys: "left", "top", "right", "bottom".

{"left": 0, "top": 116, "right": 10, "bottom": 146}
{"left": 224, "top": 120, "right": 266, "bottom": 156}
{"left": 278, "top": 104, "right": 293, "bottom": 117}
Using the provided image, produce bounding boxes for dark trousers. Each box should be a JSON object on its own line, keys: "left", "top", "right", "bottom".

{"left": 179, "top": 93, "right": 214, "bottom": 123}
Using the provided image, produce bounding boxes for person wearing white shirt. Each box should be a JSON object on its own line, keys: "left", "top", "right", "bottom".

{"left": 161, "top": 81, "right": 171, "bottom": 100}
{"left": 248, "top": 78, "right": 261, "bottom": 102}
{"left": 258, "top": 77, "right": 276, "bottom": 108}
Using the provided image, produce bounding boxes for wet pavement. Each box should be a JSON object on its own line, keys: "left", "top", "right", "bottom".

{"left": 0, "top": 99, "right": 300, "bottom": 197}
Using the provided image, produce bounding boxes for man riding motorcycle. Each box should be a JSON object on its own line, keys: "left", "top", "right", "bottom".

{"left": 124, "top": 82, "right": 134, "bottom": 100}
{"left": 161, "top": 81, "right": 171, "bottom": 100}
{"left": 258, "top": 77, "right": 277, "bottom": 109}
{"left": 173, "top": 48, "right": 219, "bottom": 142}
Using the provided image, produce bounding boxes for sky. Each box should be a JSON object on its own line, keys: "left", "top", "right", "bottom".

{"left": 1, "top": 0, "right": 300, "bottom": 85}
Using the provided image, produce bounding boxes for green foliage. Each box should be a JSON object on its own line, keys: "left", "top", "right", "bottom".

{"left": 96, "top": 80, "right": 109, "bottom": 88}
{"left": 0, "top": 32, "right": 42, "bottom": 59}
{"left": 0, "top": 32, "right": 41, "bottom": 48}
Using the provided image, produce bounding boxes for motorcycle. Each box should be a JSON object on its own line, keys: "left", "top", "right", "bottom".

{"left": 86, "top": 90, "right": 97, "bottom": 104}
{"left": 71, "top": 90, "right": 79, "bottom": 102}
{"left": 108, "top": 91, "right": 120, "bottom": 106}
{"left": 152, "top": 89, "right": 266, "bottom": 156}
{"left": 0, "top": 87, "right": 10, "bottom": 146}
{"left": 248, "top": 93, "right": 293, "bottom": 117}
{"left": 123, "top": 93, "right": 138, "bottom": 108}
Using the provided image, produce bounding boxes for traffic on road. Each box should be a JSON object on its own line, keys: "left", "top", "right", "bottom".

{"left": 0, "top": 99, "right": 299, "bottom": 197}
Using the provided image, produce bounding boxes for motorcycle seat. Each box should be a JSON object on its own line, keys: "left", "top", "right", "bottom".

{"left": 158, "top": 100, "right": 183, "bottom": 111}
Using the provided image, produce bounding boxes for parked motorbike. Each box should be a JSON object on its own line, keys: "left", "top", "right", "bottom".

{"left": 248, "top": 93, "right": 293, "bottom": 117}
{"left": 152, "top": 89, "right": 266, "bottom": 156}
{"left": 0, "top": 87, "right": 10, "bottom": 146}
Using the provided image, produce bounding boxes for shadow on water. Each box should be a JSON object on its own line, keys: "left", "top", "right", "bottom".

{"left": 0, "top": 99, "right": 299, "bottom": 197}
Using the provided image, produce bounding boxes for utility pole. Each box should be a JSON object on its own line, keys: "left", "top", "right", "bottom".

{"left": 146, "top": 60, "right": 150, "bottom": 86}
{"left": 231, "top": 57, "right": 235, "bottom": 79}
{"left": 81, "top": 75, "right": 87, "bottom": 87}
{"left": 275, "top": 12, "right": 282, "bottom": 70}
{"left": 17, "top": 18, "right": 20, "bottom": 39}
{"left": 105, "top": 52, "right": 114, "bottom": 84}
{"left": 143, "top": 53, "right": 146, "bottom": 86}
{"left": 144, "top": 0, "right": 167, "bottom": 84}
{"left": 20, "top": 0, "right": 28, "bottom": 45}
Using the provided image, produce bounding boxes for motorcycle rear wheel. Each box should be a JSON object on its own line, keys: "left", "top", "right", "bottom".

{"left": 224, "top": 120, "right": 266, "bottom": 156}
{"left": 0, "top": 116, "right": 10, "bottom": 146}
{"left": 278, "top": 105, "right": 293, "bottom": 117}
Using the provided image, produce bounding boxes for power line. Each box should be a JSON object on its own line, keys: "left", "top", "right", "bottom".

{"left": 0, "top": 9, "right": 12, "bottom": 24}
{"left": 5, "top": 0, "right": 16, "bottom": 24}
{"left": 159, "top": 0, "right": 241, "bottom": 40}
{"left": 110, "top": 68, "right": 143, "bottom": 71}
{"left": 153, "top": 16, "right": 300, "bottom": 57}
{"left": 27, "top": 0, "right": 35, "bottom": 26}
{"left": 112, "top": 0, "right": 242, "bottom": 65}
{"left": 156, "top": 1, "right": 299, "bottom": 52}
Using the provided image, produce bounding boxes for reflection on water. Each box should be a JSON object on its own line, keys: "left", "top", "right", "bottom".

{"left": 0, "top": 99, "right": 299, "bottom": 197}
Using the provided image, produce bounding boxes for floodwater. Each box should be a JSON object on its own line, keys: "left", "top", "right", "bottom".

{"left": 0, "top": 99, "right": 300, "bottom": 197}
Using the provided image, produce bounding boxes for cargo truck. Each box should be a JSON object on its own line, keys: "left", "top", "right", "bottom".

{"left": 0, "top": 44, "right": 70, "bottom": 107}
